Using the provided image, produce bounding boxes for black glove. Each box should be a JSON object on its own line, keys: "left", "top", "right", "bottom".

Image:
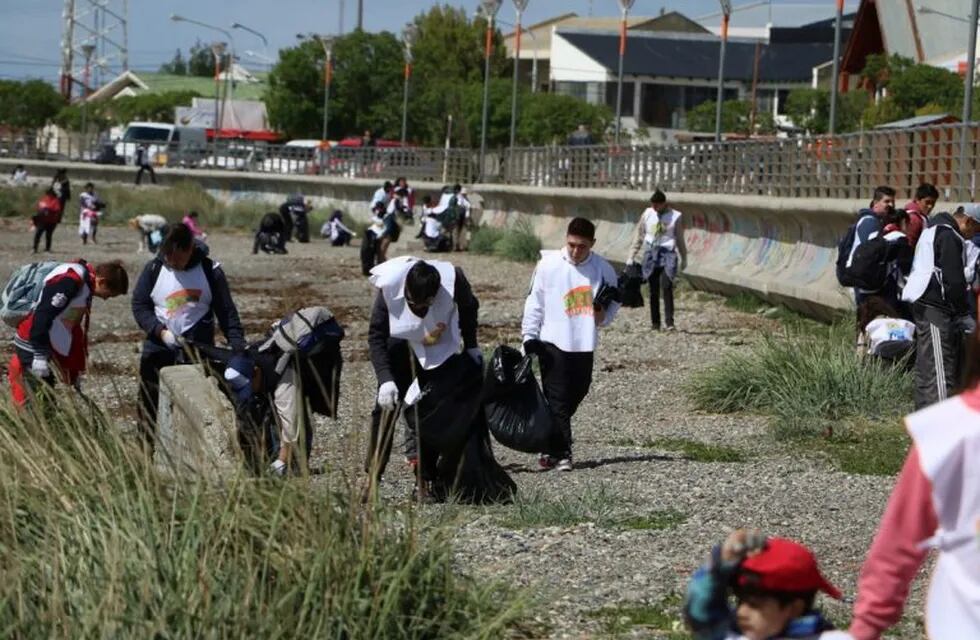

{"left": 522, "top": 338, "right": 544, "bottom": 357}
{"left": 594, "top": 281, "right": 622, "bottom": 310}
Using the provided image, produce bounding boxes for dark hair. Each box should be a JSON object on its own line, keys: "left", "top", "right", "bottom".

{"left": 383, "top": 181, "right": 393, "bottom": 191}
{"left": 732, "top": 584, "right": 816, "bottom": 612}
{"left": 95, "top": 260, "right": 129, "bottom": 295}
{"left": 883, "top": 208, "right": 909, "bottom": 228}
{"left": 567, "top": 217, "right": 595, "bottom": 240}
{"left": 872, "top": 186, "right": 896, "bottom": 203}
{"left": 84, "top": 182, "right": 94, "bottom": 190}
{"left": 330, "top": 209, "right": 343, "bottom": 221}
{"left": 187, "top": 210, "right": 199, "bottom": 219}
{"left": 395, "top": 187, "right": 408, "bottom": 197}
{"left": 161, "top": 223, "right": 194, "bottom": 255}
{"left": 422, "top": 195, "right": 433, "bottom": 206}
{"left": 395, "top": 176, "right": 407, "bottom": 185}
{"left": 857, "top": 295, "right": 901, "bottom": 333}
{"left": 651, "top": 189, "right": 667, "bottom": 204}
{"left": 915, "top": 183, "right": 939, "bottom": 201}
{"left": 452, "top": 183, "right": 462, "bottom": 193}
{"left": 405, "top": 261, "right": 441, "bottom": 303}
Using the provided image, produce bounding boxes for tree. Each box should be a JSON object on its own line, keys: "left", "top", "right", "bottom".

{"left": 517, "top": 92, "right": 610, "bottom": 145}
{"left": 0, "top": 80, "right": 65, "bottom": 129}
{"left": 686, "top": 100, "right": 752, "bottom": 135}
{"left": 160, "top": 49, "right": 188, "bottom": 75}
{"left": 54, "top": 91, "right": 200, "bottom": 131}
{"left": 188, "top": 39, "right": 230, "bottom": 78}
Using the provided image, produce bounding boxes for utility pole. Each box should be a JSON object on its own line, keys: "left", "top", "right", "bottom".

{"left": 714, "top": 0, "right": 732, "bottom": 142}
{"left": 614, "top": 0, "right": 635, "bottom": 146}
{"left": 509, "top": 0, "right": 530, "bottom": 151}
{"left": 478, "top": 0, "right": 503, "bottom": 182}
{"left": 60, "top": 0, "right": 129, "bottom": 99}
{"left": 960, "top": 0, "right": 980, "bottom": 199}
{"left": 401, "top": 24, "right": 418, "bottom": 144}
{"left": 357, "top": 0, "right": 364, "bottom": 31}
{"left": 828, "top": 0, "right": 844, "bottom": 136}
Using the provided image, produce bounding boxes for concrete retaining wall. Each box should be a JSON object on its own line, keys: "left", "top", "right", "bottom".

{"left": 157, "top": 365, "right": 239, "bottom": 477}
{"left": 1, "top": 158, "right": 863, "bottom": 319}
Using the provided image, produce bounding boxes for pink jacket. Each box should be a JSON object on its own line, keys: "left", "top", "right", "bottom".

{"left": 182, "top": 215, "right": 204, "bottom": 237}
{"left": 849, "top": 385, "right": 980, "bottom": 639}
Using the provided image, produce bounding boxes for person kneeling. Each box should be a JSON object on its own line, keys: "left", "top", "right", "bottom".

{"left": 253, "top": 212, "right": 288, "bottom": 255}
{"left": 421, "top": 209, "right": 451, "bottom": 253}
{"left": 684, "top": 529, "right": 850, "bottom": 640}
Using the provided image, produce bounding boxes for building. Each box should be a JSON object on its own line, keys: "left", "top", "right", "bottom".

{"left": 549, "top": 25, "right": 839, "bottom": 140}
{"left": 85, "top": 66, "right": 267, "bottom": 102}
{"left": 697, "top": 1, "right": 859, "bottom": 40}
{"left": 841, "top": 0, "right": 979, "bottom": 91}
{"left": 503, "top": 11, "right": 708, "bottom": 93}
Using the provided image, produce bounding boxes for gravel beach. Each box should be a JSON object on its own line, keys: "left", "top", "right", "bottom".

{"left": 0, "top": 220, "right": 924, "bottom": 638}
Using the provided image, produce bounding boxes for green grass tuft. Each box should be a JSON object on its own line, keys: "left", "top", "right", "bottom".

{"left": 469, "top": 220, "right": 541, "bottom": 263}
{"left": 498, "top": 487, "right": 685, "bottom": 531}
{"left": 591, "top": 594, "right": 686, "bottom": 638}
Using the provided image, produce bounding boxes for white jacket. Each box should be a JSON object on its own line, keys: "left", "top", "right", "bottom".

{"left": 521, "top": 248, "right": 619, "bottom": 353}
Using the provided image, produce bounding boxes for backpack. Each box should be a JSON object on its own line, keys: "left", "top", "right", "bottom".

{"left": 846, "top": 236, "right": 892, "bottom": 291}
{"left": 836, "top": 214, "right": 882, "bottom": 288}
{"left": 439, "top": 196, "right": 461, "bottom": 227}
{"left": 1, "top": 261, "right": 75, "bottom": 327}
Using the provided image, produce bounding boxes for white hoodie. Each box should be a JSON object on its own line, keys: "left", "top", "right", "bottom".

{"left": 522, "top": 248, "right": 619, "bottom": 353}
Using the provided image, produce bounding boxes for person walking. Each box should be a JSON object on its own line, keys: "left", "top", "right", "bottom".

{"left": 51, "top": 168, "right": 70, "bottom": 212}
{"left": 135, "top": 142, "right": 157, "bottom": 185}
{"left": 364, "top": 256, "right": 481, "bottom": 501}
{"left": 522, "top": 217, "right": 620, "bottom": 472}
{"left": 902, "top": 204, "right": 980, "bottom": 408}
{"left": 7, "top": 260, "right": 129, "bottom": 408}
{"left": 31, "top": 188, "right": 62, "bottom": 253}
{"left": 131, "top": 223, "right": 245, "bottom": 452}
{"left": 627, "top": 190, "right": 687, "bottom": 330}
{"left": 849, "top": 328, "right": 980, "bottom": 639}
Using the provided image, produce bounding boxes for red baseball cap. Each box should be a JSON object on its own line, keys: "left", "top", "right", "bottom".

{"left": 736, "top": 537, "right": 842, "bottom": 600}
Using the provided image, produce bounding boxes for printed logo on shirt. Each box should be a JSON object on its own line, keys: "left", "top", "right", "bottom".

{"left": 422, "top": 322, "right": 447, "bottom": 346}
{"left": 51, "top": 293, "right": 68, "bottom": 308}
{"left": 563, "top": 285, "right": 594, "bottom": 317}
{"left": 59, "top": 306, "right": 86, "bottom": 329}
{"left": 164, "top": 288, "right": 202, "bottom": 317}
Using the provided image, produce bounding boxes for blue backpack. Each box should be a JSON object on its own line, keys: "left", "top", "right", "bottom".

{"left": 1, "top": 261, "right": 65, "bottom": 327}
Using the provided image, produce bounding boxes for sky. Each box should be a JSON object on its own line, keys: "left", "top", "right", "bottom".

{"left": 0, "top": 1, "right": 852, "bottom": 83}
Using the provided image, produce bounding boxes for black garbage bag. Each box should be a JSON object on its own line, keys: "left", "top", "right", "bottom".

{"left": 482, "top": 345, "right": 554, "bottom": 454}
{"left": 360, "top": 229, "right": 378, "bottom": 276}
{"left": 298, "top": 336, "right": 343, "bottom": 418}
{"left": 619, "top": 263, "right": 644, "bottom": 308}
{"left": 410, "top": 353, "right": 516, "bottom": 504}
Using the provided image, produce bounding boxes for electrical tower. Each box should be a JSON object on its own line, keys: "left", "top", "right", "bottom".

{"left": 60, "top": 0, "right": 129, "bottom": 99}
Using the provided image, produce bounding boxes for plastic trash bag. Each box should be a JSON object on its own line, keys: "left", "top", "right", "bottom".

{"left": 483, "top": 345, "right": 554, "bottom": 454}
{"left": 619, "top": 263, "right": 644, "bottom": 308}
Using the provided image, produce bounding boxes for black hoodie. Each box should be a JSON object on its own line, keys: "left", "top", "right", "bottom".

{"left": 915, "top": 211, "right": 969, "bottom": 315}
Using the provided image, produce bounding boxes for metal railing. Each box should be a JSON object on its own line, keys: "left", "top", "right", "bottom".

{"left": 3, "top": 122, "right": 979, "bottom": 200}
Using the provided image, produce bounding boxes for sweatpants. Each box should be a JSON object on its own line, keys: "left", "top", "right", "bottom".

{"left": 912, "top": 303, "right": 973, "bottom": 409}
{"left": 137, "top": 348, "right": 180, "bottom": 451}
{"left": 538, "top": 342, "right": 594, "bottom": 459}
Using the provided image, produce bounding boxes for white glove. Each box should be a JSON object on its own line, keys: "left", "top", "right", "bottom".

{"left": 30, "top": 355, "right": 50, "bottom": 378}
{"left": 466, "top": 347, "right": 484, "bottom": 367}
{"left": 626, "top": 258, "right": 636, "bottom": 266}
{"left": 160, "top": 329, "right": 183, "bottom": 349}
{"left": 377, "top": 381, "right": 399, "bottom": 410}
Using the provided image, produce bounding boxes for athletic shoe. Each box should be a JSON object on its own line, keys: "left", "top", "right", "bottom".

{"left": 556, "top": 458, "right": 573, "bottom": 472}
{"left": 269, "top": 459, "right": 287, "bottom": 477}
{"left": 664, "top": 325, "right": 676, "bottom": 332}
{"left": 538, "top": 454, "right": 558, "bottom": 470}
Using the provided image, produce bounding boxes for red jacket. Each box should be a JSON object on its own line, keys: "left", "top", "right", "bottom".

{"left": 35, "top": 193, "right": 63, "bottom": 226}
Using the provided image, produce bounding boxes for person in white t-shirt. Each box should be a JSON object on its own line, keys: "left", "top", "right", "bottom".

{"left": 627, "top": 190, "right": 687, "bottom": 330}
{"left": 522, "top": 217, "right": 620, "bottom": 472}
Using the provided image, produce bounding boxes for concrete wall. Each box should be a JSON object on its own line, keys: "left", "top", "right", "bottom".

{"left": 1, "top": 158, "right": 863, "bottom": 319}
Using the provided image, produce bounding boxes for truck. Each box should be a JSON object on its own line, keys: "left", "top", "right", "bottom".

{"left": 114, "top": 122, "right": 208, "bottom": 167}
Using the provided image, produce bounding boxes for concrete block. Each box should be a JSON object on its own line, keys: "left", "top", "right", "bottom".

{"left": 156, "top": 365, "right": 240, "bottom": 477}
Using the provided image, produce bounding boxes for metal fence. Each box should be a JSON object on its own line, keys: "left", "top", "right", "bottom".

{"left": 4, "top": 123, "right": 980, "bottom": 200}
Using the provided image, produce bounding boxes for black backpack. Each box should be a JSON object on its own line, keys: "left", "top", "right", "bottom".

{"left": 836, "top": 214, "right": 883, "bottom": 288}
{"left": 845, "top": 236, "right": 892, "bottom": 291}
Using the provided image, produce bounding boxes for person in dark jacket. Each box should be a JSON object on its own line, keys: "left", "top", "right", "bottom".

{"left": 131, "top": 223, "right": 246, "bottom": 451}
{"left": 279, "top": 195, "right": 310, "bottom": 243}
{"left": 253, "top": 212, "right": 288, "bottom": 254}
{"left": 847, "top": 186, "right": 896, "bottom": 307}
{"left": 135, "top": 143, "right": 157, "bottom": 185}
{"left": 364, "top": 257, "right": 481, "bottom": 502}
{"left": 902, "top": 205, "right": 980, "bottom": 408}
{"left": 51, "top": 168, "right": 71, "bottom": 212}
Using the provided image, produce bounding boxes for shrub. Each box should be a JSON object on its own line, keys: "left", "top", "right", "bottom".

{"left": 469, "top": 221, "right": 541, "bottom": 263}
{"left": 0, "top": 393, "right": 521, "bottom": 637}
{"left": 469, "top": 225, "right": 505, "bottom": 255}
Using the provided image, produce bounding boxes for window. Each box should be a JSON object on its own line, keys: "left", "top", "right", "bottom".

{"left": 605, "top": 82, "right": 634, "bottom": 117}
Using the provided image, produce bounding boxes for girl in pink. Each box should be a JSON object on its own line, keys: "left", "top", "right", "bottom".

{"left": 849, "top": 332, "right": 980, "bottom": 638}
{"left": 182, "top": 211, "right": 207, "bottom": 241}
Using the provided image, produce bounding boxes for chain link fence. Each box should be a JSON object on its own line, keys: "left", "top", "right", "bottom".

{"left": 3, "top": 123, "right": 979, "bottom": 199}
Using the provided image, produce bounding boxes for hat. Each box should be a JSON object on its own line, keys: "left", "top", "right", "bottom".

{"left": 736, "top": 538, "right": 842, "bottom": 600}
{"left": 958, "top": 203, "right": 980, "bottom": 223}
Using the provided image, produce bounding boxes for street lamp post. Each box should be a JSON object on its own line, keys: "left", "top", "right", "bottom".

{"left": 299, "top": 34, "right": 335, "bottom": 141}
{"left": 171, "top": 14, "right": 236, "bottom": 140}
{"left": 509, "top": 0, "right": 529, "bottom": 151}
{"left": 714, "top": 0, "right": 732, "bottom": 142}
{"left": 614, "top": 0, "right": 635, "bottom": 146}
{"left": 209, "top": 42, "right": 227, "bottom": 134}
{"left": 828, "top": 0, "right": 844, "bottom": 136}
{"left": 401, "top": 24, "right": 417, "bottom": 144}
{"left": 478, "top": 0, "right": 503, "bottom": 182}
{"left": 80, "top": 43, "right": 96, "bottom": 157}
{"left": 232, "top": 22, "right": 270, "bottom": 71}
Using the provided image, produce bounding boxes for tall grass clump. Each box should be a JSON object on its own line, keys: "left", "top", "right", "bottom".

{"left": 469, "top": 220, "right": 541, "bottom": 263}
{"left": 0, "top": 394, "right": 520, "bottom": 638}
{"left": 687, "top": 323, "right": 913, "bottom": 474}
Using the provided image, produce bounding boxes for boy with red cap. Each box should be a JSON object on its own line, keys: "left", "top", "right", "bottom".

{"left": 685, "top": 529, "right": 851, "bottom": 640}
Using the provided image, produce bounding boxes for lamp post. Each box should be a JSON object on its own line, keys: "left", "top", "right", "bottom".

{"left": 80, "top": 43, "right": 95, "bottom": 157}
{"left": 614, "top": 0, "right": 635, "bottom": 146}
{"left": 828, "top": 0, "right": 844, "bottom": 136}
{"left": 171, "top": 14, "right": 236, "bottom": 138}
{"left": 509, "top": 0, "right": 530, "bottom": 151}
{"left": 209, "top": 42, "right": 227, "bottom": 133}
{"left": 232, "top": 22, "right": 270, "bottom": 71}
{"left": 299, "top": 34, "right": 335, "bottom": 141}
{"left": 478, "top": 0, "right": 503, "bottom": 182}
{"left": 401, "top": 24, "right": 418, "bottom": 144}
{"left": 714, "top": 0, "right": 732, "bottom": 142}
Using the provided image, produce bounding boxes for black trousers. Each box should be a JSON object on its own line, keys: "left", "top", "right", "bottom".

{"left": 135, "top": 163, "right": 157, "bottom": 185}
{"left": 912, "top": 303, "right": 972, "bottom": 409}
{"left": 32, "top": 223, "right": 55, "bottom": 252}
{"left": 538, "top": 342, "right": 594, "bottom": 459}
{"left": 648, "top": 269, "right": 675, "bottom": 328}
{"left": 365, "top": 340, "right": 419, "bottom": 481}
{"left": 137, "top": 349, "right": 179, "bottom": 451}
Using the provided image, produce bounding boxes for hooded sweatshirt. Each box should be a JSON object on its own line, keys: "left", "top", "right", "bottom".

{"left": 901, "top": 212, "right": 968, "bottom": 314}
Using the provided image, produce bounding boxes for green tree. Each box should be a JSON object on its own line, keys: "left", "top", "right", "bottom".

{"left": 887, "top": 63, "right": 962, "bottom": 116}
{"left": 54, "top": 91, "right": 200, "bottom": 131}
{"left": 188, "top": 39, "right": 230, "bottom": 78}
{"left": 686, "top": 100, "right": 752, "bottom": 135}
{"left": 517, "top": 92, "right": 610, "bottom": 145}
{"left": 0, "top": 80, "right": 65, "bottom": 129}
{"left": 160, "top": 49, "right": 188, "bottom": 75}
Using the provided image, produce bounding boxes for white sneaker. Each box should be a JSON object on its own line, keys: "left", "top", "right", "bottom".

{"left": 556, "top": 458, "right": 573, "bottom": 472}
{"left": 269, "top": 459, "right": 287, "bottom": 477}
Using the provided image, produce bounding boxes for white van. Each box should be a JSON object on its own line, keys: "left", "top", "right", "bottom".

{"left": 115, "top": 122, "right": 208, "bottom": 167}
